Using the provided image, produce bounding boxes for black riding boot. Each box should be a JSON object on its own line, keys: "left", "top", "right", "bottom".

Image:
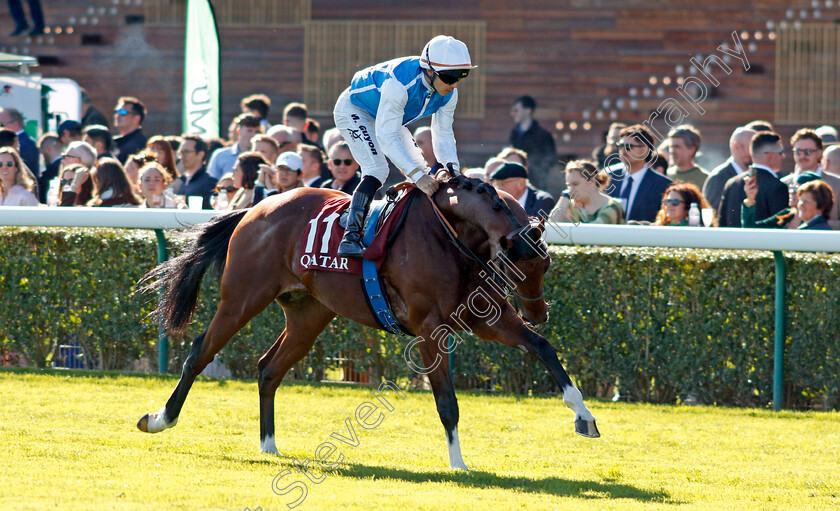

{"left": 337, "top": 191, "right": 374, "bottom": 257}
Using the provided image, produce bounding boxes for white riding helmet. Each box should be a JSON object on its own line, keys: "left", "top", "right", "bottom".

{"left": 419, "top": 35, "right": 478, "bottom": 72}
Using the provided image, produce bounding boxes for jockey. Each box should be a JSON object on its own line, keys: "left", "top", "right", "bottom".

{"left": 333, "top": 35, "right": 477, "bottom": 257}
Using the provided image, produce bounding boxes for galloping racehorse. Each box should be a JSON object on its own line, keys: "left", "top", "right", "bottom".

{"left": 137, "top": 175, "right": 599, "bottom": 469}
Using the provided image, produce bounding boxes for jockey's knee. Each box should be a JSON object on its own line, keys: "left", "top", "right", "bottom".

{"left": 355, "top": 175, "right": 382, "bottom": 195}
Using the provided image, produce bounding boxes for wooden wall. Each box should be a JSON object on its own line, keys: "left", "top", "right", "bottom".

{"left": 2, "top": 0, "right": 838, "bottom": 174}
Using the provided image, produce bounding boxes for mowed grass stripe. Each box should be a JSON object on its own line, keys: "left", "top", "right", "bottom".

{"left": 0, "top": 369, "right": 838, "bottom": 510}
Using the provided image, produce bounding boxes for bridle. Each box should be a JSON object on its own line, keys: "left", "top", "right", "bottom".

{"left": 422, "top": 178, "right": 546, "bottom": 303}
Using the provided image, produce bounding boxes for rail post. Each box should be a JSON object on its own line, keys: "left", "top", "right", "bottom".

{"left": 773, "top": 250, "right": 786, "bottom": 411}
{"left": 154, "top": 229, "right": 169, "bottom": 373}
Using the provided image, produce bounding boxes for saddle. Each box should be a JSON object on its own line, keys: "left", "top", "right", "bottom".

{"left": 297, "top": 187, "right": 418, "bottom": 335}
{"left": 297, "top": 187, "right": 416, "bottom": 274}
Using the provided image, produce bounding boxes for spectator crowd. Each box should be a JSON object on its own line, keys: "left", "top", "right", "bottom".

{"left": 0, "top": 91, "right": 837, "bottom": 232}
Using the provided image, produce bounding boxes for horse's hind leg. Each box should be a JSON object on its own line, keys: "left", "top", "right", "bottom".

{"left": 258, "top": 294, "right": 335, "bottom": 454}
{"left": 137, "top": 282, "right": 281, "bottom": 434}
{"left": 473, "top": 312, "right": 600, "bottom": 438}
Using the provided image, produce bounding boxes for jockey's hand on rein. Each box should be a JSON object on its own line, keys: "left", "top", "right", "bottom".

{"left": 434, "top": 163, "right": 460, "bottom": 182}
{"left": 416, "top": 174, "right": 440, "bottom": 196}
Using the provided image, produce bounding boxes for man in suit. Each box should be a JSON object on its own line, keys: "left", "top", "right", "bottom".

{"left": 36, "top": 133, "right": 62, "bottom": 203}
{"left": 607, "top": 124, "right": 672, "bottom": 223}
{"left": 490, "top": 161, "right": 555, "bottom": 220}
{"left": 0, "top": 107, "right": 39, "bottom": 175}
{"left": 703, "top": 127, "right": 755, "bottom": 211}
{"left": 718, "top": 131, "right": 789, "bottom": 227}
{"left": 782, "top": 128, "right": 840, "bottom": 229}
{"left": 509, "top": 95, "right": 557, "bottom": 192}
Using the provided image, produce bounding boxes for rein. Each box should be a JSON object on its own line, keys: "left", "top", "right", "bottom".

{"left": 422, "top": 188, "right": 545, "bottom": 303}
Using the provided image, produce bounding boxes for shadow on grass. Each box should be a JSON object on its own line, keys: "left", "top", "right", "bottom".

{"left": 193, "top": 453, "right": 680, "bottom": 503}
{"left": 333, "top": 463, "right": 681, "bottom": 503}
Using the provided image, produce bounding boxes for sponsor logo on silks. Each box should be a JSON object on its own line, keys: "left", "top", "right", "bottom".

{"left": 351, "top": 113, "right": 360, "bottom": 122}
{"left": 300, "top": 253, "right": 350, "bottom": 271}
{"left": 358, "top": 124, "right": 378, "bottom": 155}
{"left": 348, "top": 128, "right": 362, "bottom": 141}
{"left": 301, "top": 210, "right": 351, "bottom": 271}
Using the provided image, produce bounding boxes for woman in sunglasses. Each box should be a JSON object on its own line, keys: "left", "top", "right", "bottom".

{"left": 212, "top": 173, "right": 235, "bottom": 210}
{"left": 549, "top": 159, "right": 624, "bottom": 224}
{"left": 653, "top": 181, "right": 714, "bottom": 226}
{"left": 0, "top": 147, "right": 39, "bottom": 206}
{"left": 332, "top": 35, "right": 477, "bottom": 257}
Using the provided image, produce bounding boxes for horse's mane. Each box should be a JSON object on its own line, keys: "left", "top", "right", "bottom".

{"left": 445, "top": 175, "right": 523, "bottom": 226}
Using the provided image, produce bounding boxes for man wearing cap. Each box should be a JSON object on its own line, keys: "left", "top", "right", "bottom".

{"left": 815, "top": 125, "right": 838, "bottom": 146}
{"left": 490, "top": 162, "right": 555, "bottom": 220}
{"left": 332, "top": 34, "right": 476, "bottom": 257}
{"left": 273, "top": 151, "right": 305, "bottom": 194}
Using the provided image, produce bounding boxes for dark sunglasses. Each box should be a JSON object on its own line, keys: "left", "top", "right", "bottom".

{"left": 114, "top": 108, "right": 130, "bottom": 116}
{"left": 793, "top": 148, "right": 817, "bottom": 156}
{"left": 216, "top": 185, "right": 236, "bottom": 194}
{"left": 661, "top": 198, "right": 684, "bottom": 206}
{"left": 333, "top": 159, "right": 354, "bottom": 166}
{"left": 60, "top": 178, "right": 73, "bottom": 186}
{"left": 619, "top": 143, "right": 646, "bottom": 151}
{"left": 2, "top": 161, "right": 15, "bottom": 167}
{"left": 434, "top": 68, "right": 469, "bottom": 85}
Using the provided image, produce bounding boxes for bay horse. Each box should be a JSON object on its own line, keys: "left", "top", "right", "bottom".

{"left": 137, "top": 175, "right": 599, "bottom": 469}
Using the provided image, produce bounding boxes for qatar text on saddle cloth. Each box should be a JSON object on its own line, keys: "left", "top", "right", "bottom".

{"left": 297, "top": 190, "right": 415, "bottom": 274}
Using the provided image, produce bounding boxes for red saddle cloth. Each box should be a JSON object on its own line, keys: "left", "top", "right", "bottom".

{"left": 297, "top": 189, "right": 417, "bottom": 274}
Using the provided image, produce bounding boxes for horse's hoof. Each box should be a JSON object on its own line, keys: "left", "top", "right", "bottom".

{"left": 260, "top": 436, "right": 280, "bottom": 455}
{"left": 575, "top": 418, "right": 600, "bottom": 438}
{"left": 137, "top": 408, "right": 176, "bottom": 433}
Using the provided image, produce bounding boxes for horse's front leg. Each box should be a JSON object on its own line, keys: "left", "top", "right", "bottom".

{"left": 407, "top": 331, "right": 469, "bottom": 470}
{"left": 472, "top": 310, "right": 600, "bottom": 438}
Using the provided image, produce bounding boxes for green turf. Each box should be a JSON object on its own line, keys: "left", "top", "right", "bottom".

{"left": 1, "top": 369, "right": 838, "bottom": 510}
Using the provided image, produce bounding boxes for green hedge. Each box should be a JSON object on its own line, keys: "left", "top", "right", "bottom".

{"left": 1, "top": 227, "right": 838, "bottom": 409}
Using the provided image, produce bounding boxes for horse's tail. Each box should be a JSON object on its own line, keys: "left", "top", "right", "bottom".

{"left": 138, "top": 209, "right": 249, "bottom": 335}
